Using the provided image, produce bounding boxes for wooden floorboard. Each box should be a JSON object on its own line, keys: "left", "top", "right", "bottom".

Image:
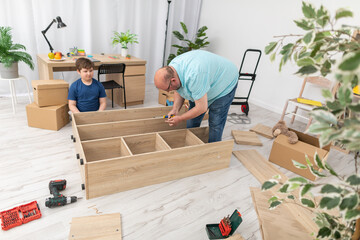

{"left": 0, "top": 84, "right": 355, "bottom": 240}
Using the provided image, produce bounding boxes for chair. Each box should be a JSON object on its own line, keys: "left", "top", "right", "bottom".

{"left": 0, "top": 75, "right": 32, "bottom": 114}
{"left": 97, "top": 63, "right": 126, "bottom": 108}
{"left": 280, "top": 76, "right": 336, "bottom": 130}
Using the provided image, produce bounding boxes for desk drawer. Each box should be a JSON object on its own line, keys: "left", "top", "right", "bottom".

{"left": 125, "top": 65, "right": 146, "bottom": 76}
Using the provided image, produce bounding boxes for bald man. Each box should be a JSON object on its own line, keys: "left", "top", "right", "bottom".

{"left": 154, "top": 50, "right": 238, "bottom": 142}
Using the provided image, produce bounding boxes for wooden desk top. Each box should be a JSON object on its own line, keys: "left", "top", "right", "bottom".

{"left": 37, "top": 54, "right": 147, "bottom": 67}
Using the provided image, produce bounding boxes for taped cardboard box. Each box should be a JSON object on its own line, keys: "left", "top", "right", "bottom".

{"left": 32, "top": 80, "right": 69, "bottom": 107}
{"left": 269, "top": 129, "right": 331, "bottom": 181}
{"left": 26, "top": 103, "right": 69, "bottom": 131}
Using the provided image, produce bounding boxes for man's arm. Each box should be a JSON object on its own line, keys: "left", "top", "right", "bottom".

{"left": 167, "top": 91, "right": 185, "bottom": 117}
{"left": 166, "top": 94, "right": 208, "bottom": 126}
{"left": 69, "top": 100, "right": 80, "bottom": 113}
{"left": 98, "top": 97, "right": 107, "bottom": 111}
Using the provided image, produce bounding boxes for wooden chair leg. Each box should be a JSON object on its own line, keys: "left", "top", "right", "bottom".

{"left": 111, "top": 89, "right": 114, "bottom": 108}
{"left": 305, "top": 117, "right": 313, "bottom": 131}
{"left": 280, "top": 100, "right": 289, "bottom": 121}
{"left": 291, "top": 106, "right": 298, "bottom": 124}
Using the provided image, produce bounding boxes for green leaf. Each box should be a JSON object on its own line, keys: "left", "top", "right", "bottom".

{"left": 292, "top": 160, "right": 307, "bottom": 169}
{"left": 346, "top": 175, "right": 360, "bottom": 185}
{"left": 303, "top": 31, "right": 315, "bottom": 45}
{"left": 262, "top": 180, "right": 278, "bottom": 190}
{"left": 317, "top": 227, "right": 331, "bottom": 238}
{"left": 295, "top": 65, "right": 317, "bottom": 75}
{"left": 339, "top": 194, "right": 358, "bottom": 211}
{"left": 320, "top": 184, "right": 342, "bottom": 194}
{"left": 314, "top": 153, "right": 325, "bottom": 169}
{"left": 301, "top": 183, "right": 314, "bottom": 196}
{"left": 338, "top": 51, "right": 360, "bottom": 71}
{"left": 307, "top": 122, "right": 331, "bottom": 134}
{"left": 302, "top": 2, "right": 316, "bottom": 19}
{"left": 319, "top": 196, "right": 341, "bottom": 209}
{"left": 172, "top": 31, "right": 184, "bottom": 41}
{"left": 270, "top": 52, "right": 276, "bottom": 62}
{"left": 324, "top": 162, "right": 338, "bottom": 176}
{"left": 310, "top": 110, "right": 338, "bottom": 125}
{"left": 289, "top": 177, "right": 308, "bottom": 183}
{"left": 287, "top": 195, "right": 295, "bottom": 200}
{"left": 272, "top": 175, "right": 281, "bottom": 180}
{"left": 268, "top": 196, "right": 279, "bottom": 203}
{"left": 301, "top": 198, "right": 315, "bottom": 208}
{"left": 333, "top": 231, "right": 341, "bottom": 239}
{"left": 349, "top": 103, "right": 360, "bottom": 112}
{"left": 269, "top": 200, "right": 282, "bottom": 210}
{"left": 265, "top": 42, "right": 277, "bottom": 55}
{"left": 294, "top": 19, "right": 314, "bottom": 31}
{"left": 310, "top": 166, "right": 327, "bottom": 177}
{"left": 344, "top": 209, "right": 360, "bottom": 220}
{"left": 288, "top": 182, "right": 301, "bottom": 191}
{"left": 297, "top": 57, "right": 315, "bottom": 67}
{"left": 326, "top": 100, "right": 342, "bottom": 111}
{"left": 180, "top": 22, "right": 188, "bottom": 34}
{"left": 335, "top": 8, "right": 353, "bottom": 20}
{"left": 279, "top": 184, "right": 289, "bottom": 193}
{"left": 316, "top": 16, "right": 329, "bottom": 28}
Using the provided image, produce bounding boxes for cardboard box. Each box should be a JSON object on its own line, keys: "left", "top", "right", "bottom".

{"left": 32, "top": 80, "right": 69, "bottom": 107}
{"left": 269, "top": 129, "right": 331, "bottom": 181}
{"left": 158, "top": 89, "right": 174, "bottom": 105}
{"left": 26, "top": 103, "right": 69, "bottom": 131}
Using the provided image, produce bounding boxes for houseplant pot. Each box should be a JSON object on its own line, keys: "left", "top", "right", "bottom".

{"left": 0, "top": 26, "right": 34, "bottom": 79}
{"left": 112, "top": 30, "right": 138, "bottom": 57}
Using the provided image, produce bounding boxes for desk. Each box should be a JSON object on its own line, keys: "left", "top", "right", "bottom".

{"left": 37, "top": 54, "right": 147, "bottom": 107}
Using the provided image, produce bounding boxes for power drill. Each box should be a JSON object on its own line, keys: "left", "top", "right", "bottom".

{"left": 45, "top": 180, "right": 81, "bottom": 208}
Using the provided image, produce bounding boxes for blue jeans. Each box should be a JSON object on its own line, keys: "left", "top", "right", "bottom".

{"left": 187, "top": 84, "right": 237, "bottom": 142}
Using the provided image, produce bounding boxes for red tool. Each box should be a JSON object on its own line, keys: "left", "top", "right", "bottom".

{"left": 0, "top": 201, "right": 42, "bottom": 231}
{"left": 219, "top": 215, "right": 232, "bottom": 237}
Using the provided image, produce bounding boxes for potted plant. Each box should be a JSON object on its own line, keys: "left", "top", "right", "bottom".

{"left": 112, "top": 30, "right": 139, "bottom": 57}
{"left": 261, "top": 2, "right": 360, "bottom": 239}
{"left": 167, "top": 22, "right": 210, "bottom": 65}
{"left": 0, "top": 26, "right": 34, "bottom": 79}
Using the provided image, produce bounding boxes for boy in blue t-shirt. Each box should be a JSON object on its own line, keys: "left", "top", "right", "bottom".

{"left": 68, "top": 58, "right": 107, "bottom": 113}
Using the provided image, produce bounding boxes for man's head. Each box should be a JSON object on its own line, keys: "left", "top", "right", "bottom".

{"left": 154, "top": 66, "right": 181, "bottom": 92}
{"left": 76, "top": 57, "right": 94, "bottom": 81}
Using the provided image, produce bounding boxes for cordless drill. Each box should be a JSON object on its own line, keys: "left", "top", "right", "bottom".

{"left": 45, "top": 180, "right": 81, "bottom": 208}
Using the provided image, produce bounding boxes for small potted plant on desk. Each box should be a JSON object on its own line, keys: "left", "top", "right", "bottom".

{"left": 0, "top": 26, "right": 34, "bottom": 78}
{"left": 112, "top": 30, "right": 139, "bottom": 57}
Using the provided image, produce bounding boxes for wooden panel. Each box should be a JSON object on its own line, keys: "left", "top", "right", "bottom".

{"left": 232, "top": 150, "right": 318, "bottom": 235}
{"left": 123, "top": 133, "right": 170, "bottom": 155}
{"left": 73, "top": 106, "right": 186, "bottom": 125}
{"left": 188, "top": 127, "right": 209, "bottom": 143}
{"left": 124, "top": 65, "right": 146, "bottom": 76}
{"left": 72, "top": 116, "right": 86, "bottom": 184}
{"left": 250, "top": 124, "right": 274, "bottom": 139}
{"left": 68, "top": 213, "right": 122, "bottom": 240}
{"left": 82, "top": 137, "right": 131, "bottom": 162}
{"left": 85, "top": 140, "right": 234, "bottom": 199}
{"left": 77, "top": 118, "right": 187, "bottom": 141}
{"left": 231, "top": 130, "right": 262, "bottom": 146}
{"left": 250, "top": 187, "right": 312, "bottom": 240}
{"left": 158, "top": 129, "right": 204, "bottom": 149}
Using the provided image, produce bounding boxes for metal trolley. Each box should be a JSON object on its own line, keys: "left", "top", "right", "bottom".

{"left": 231, "top": 49, "right": 262, "bottom": 116}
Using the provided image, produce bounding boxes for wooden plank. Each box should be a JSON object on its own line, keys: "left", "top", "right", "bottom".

{"left": 77, "top": 118, "right": 187, "bottom": 141}
{"left": 158, "top": 129, "right": 205, "bottom": 149}
{"left": 68, "top": 213, "right": 122, "bottom": 240}
{"left": 250, "top": 187, "right": 312, "bottom": 240}
{"left": 188, "top": 127, "right": 209, "bottom": 143}
{"left": 185, "top": 130, "right": 205, "bottom": 146}
{"left": 82, "top": 138, "right": 131, "bottom": 162}
{"left": 231, "top": 130, "right": 262, "bottom": 146}
{"left": 73, "top": 106, "right": 185, "bottom": 125}
{"left": 155, "top": 133, "right": 171, "bottom": 151}
{"left": 85, "top": 140, "right": 234, "bottom": 199}
{"left": 250, "top": 123, "right": 274, "bottom": 139}
{"left": 233, "top": 150, "right": 318, "bottom": 235}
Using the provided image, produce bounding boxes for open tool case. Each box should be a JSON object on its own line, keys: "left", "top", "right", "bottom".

{"left": 0, "top": 201, "right": 42, "bottom": 230}
{"left": 205, "top": 209, "right": 243, "bottom": 239}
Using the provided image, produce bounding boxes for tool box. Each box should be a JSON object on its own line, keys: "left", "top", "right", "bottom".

{"left": 0, "top": 201, "right": 42, "bottom": 230}
{"left": 205, "top": 209, "right": 243, "bottom": 239}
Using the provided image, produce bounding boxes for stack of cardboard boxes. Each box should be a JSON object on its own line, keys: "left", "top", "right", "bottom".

{"left": 26, "top": 80, "right": 70, "bottom": 131}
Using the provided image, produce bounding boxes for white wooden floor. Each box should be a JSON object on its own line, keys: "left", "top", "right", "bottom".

{"left": 0, "top": 84, "right": 354, "bottom": 240}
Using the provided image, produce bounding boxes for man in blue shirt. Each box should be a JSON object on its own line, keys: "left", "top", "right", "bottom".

{"left": 154, "top": 50, "right": 239, "bottom": 142}
{"left": 68, "top": 58, "right": 107, "bottom": 113}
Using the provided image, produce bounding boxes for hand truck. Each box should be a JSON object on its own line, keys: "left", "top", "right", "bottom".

{"left": 231, "top": 49, "right": 262, "bottom": 116}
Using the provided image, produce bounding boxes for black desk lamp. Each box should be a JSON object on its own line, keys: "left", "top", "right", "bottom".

{"left": 41, "top": 16, "right": 67, "bottom": 53}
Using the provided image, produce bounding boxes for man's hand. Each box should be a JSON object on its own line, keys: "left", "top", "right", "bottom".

{"left": 165, "top": 115, "right": 182, "bottom": 127}
{"left": 167, "top": 108, "right": 178, "bottom": 119}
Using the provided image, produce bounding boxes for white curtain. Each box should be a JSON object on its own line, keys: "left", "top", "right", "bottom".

{"left": 0, "top": 0, "right": 202, "bottom": 95}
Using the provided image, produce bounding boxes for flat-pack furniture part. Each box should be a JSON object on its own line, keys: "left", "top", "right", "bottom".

{"left": 32, "top": 80, "right": 69, "bottom": 107}
{"left": 26, "top": 103, "right": 69, "bottom": 131}
{"left": 71, "top": 106, "right": 234, "bottom": 199}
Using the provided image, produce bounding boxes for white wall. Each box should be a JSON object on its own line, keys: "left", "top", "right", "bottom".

{"left": 199, "top": 0, "right": 360, "bottom": 115}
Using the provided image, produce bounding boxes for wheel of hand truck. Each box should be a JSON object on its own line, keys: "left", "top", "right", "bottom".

{"left": 241, "top": 104, "right": 249, "bottom": 116}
